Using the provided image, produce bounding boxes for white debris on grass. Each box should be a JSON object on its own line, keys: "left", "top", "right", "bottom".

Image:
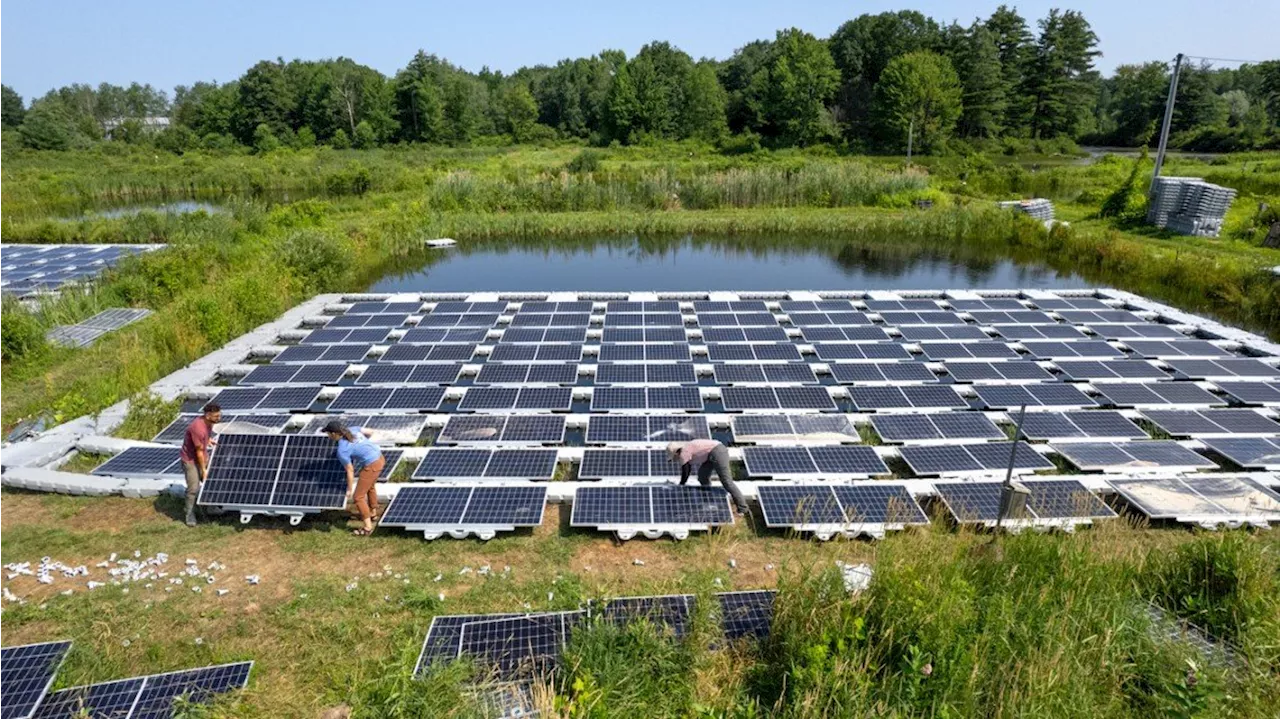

{"left": 728, "top": 559, "right": 737, "bottom": 569}
{"left": 245, "top": 575, "right": 260, "bottom": 585}
{"left": 835, "top": 561, "right": 874, "bottom": 594}
{"left": 1, "top": 551, "right": 239, "bottom": 605}
{"left": 632, "top": 559, "right": 645, "bottom": 566}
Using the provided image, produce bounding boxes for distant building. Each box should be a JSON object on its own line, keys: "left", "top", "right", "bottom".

{"left": 102, "top": 116, "right": 170, "bottom": 137}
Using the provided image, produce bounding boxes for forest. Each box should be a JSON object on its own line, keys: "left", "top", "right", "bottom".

{"left": 3, "top": 6, "right": 1277, "bottom": 156}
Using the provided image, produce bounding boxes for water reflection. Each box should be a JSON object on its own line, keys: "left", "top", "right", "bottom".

{"left": 372, "top": 236, "right": 1085, "bottom": 292}
{"left": 72, "top": 201, "right": 227, "bottom": 220}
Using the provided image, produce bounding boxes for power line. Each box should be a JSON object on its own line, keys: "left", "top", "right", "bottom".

{"left": 1182, "top": 55, "right": 1270, "bottom": 65}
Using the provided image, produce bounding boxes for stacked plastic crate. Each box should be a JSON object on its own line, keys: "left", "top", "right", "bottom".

{"left": 997, "top": 198, "right": 1055, "bottom": 221}
{"left": 1146, "top": 176, "right": 1236, "bottom": 237}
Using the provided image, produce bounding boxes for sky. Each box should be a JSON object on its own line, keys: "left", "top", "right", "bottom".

{"left": 2, "top": 0, "right": 1277, "bottom": 100}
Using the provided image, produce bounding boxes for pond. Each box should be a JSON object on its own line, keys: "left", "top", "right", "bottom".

{"left": 72, "top": 200, "right": 227, "bottom": 220}
{"left": 371, "top": 236, "right": 1088, "bottom": 293}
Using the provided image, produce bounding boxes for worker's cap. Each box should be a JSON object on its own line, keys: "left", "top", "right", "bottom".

{"left": 665, "top": 441, "right": 684, "bottom": 460}
{"left": 321, "top": 420, "right": 346, "bottom": 435}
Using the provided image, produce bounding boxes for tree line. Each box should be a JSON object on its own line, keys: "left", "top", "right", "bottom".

{"left": 3, "top": 7, "right": 1278, "bottom": 154}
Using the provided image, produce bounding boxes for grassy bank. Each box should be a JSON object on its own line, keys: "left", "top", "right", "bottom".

{"left": 1, "top": 490, "right": 1277, "bottom": 717}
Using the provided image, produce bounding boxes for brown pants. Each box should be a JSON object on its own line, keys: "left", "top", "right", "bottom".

{"left": 353, "top": 457, "right": 385, "bottom": 522}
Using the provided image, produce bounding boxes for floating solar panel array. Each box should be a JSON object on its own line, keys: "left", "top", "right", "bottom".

{"left": 46, "top": 308, "right": 152, "bottom": 348}
{"left": 571, "top": 485, "right": 734, "bottom": 539}
{"left": 128, "top": 289, "right": 1280, "bottom": 536}
{"left": 932, "top": 479, "right": 1116, "bottom": 527}
{"left": 1, "top": 244, "right": 163, "bottom": 299}
{"left": 757, "top": 483, "right": 928, "bottom": 539}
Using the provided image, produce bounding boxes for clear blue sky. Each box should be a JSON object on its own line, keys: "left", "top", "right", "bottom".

{"left": 3, "top": 0, "right": 1277, "bottom": 100}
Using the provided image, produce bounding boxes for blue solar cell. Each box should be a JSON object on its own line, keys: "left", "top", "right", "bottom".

{"left": 2, "top": 640, "right": 72, "bottom": 719}
{"left": 572, "top": 486, "right": 651, "bottom": 525}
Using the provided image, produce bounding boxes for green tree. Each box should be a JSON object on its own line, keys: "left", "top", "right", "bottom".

{"left": 253, "top": 122, "right": 281, "bottom": 153}
{"left": 1172, "top": 64, "right": 1228, "bottom": 134}
{"left": 1103, "top": 62, "right": 1169, "bottom": 145}
{"left": 173, "top": 81, "right": 239, "bottom": 138}
{"left": 1023, "top": 9, "right": 1100, "bottom": 138}
{"left": 683, "top": 62, "right": 729, "bottom": 141}
{"left": 984, "top": 5, "right": 1034, "bottom": 134}
{"left": 502, "top": 83, "right": 539, "bottom": 142}
{"left": 2, "top": 85, "right": 26, "bottom": 128}
{"left": 353, "top": 120, "right": 376, "bottom": 148}
{"left": 829, "top": 11, "right": 940, "bottom": 141}
{"left": 19, "top": 100, "right": 75, "bottom": 149}
{"left": 755, "top": 28, "right": 840, "bottom": 146}
{"left": 605, "top": 61, "right": 641, "bottom": 143}
{"left": 874, "top": 51, "right": 963, "bottom": 152}
{"left": 237, "top": 60, "right": 296, "bottom": 143}
{"left": 394, "top": 51, "right": 448, "bottom": 142}
{"left": 719, "top": 40, "right": 772, "bottom": 134}
{"left": 295, "top": 125, "right": 317, "bottom": 147}
{"left": 955, "top": 24, "right": 1006, "bottom": 138}
{"left": 330, "top": 127, "right": 351, "bottom": 149}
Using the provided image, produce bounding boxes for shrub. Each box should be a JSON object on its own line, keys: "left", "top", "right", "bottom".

{"left": 558, "top": 618, "right": 696, "bottom": 718}
{"left": 565, "top": 149, "right": 603, "bottom": 174}
{"left": 1142, "top": 533, "right": 1280, "bottom": 652}
{"left": 278, "top": 229, "right": 353, "bottom": 294}
{"left": 115, "top": 391, "right": 182, "bottom": 441}
{"left": 1, "top": 297, "right": 48, "bottom": 363}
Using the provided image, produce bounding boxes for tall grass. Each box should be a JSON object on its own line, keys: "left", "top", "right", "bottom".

{"left": 751, "top": 529, "right": 1278, "bottom": 718}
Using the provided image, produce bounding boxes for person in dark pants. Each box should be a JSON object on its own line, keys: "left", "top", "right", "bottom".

{"left": 666, "top": 440, "right": 749, "bottom": 514}
{"left": 179, "top": 403, "right": 221, "bottom": 527}
{"left": 323, "top": 421, "right": 385, "bottom": 536}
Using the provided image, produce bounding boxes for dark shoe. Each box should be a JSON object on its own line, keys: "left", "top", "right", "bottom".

{"left": 185, "top": 513, "right": 197, "bottom": 527}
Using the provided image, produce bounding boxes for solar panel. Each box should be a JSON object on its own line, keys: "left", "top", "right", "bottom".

{"left": 965, "top": 441, "right": 1055, "bottom": 470}
{"left": 92, "top": 447, "right": 183, "bottom": 478}
{"left": 835, "top": 484, "right": 929, "bottom": 524}
{"left": 1093, "top": 324, "right": 1187, "bottom": 340}
{"left": 1184, "top": 476, "right": 1280, "bottom": 517}
{"left": 827, "top": 362, "right": 937, "bottom": 384}
{"left": 458, "top": 612, "right": 578, "bottom": 680}
{"left": 916, "top": 342, "right": 1018, "bottom": 361}
{"left": 1141, "top": 409, "right": 1280, "bottom": 437}
{"left": 1215, "top": 381, "right": 1280, "bottom": 406}
{"left": 1054, "top": 360, "right": 1171, "bottom": 382}
{"left": 591, "top": 387, "right": 647, "bottom": 411}
{"left": 934, "top": 482, "right": 1014, "bottom": 522}
{"left": 571, "top": 486, "right": 652, "bottom": 525}
{"left": 584, "top": 415, "right": 647, "bottom": 443}
{"left": 458, "top": 387, "right": 519, "bottom": 411}
{"left": 757, "top": 485, "right": 844, "bottom": 525}
{"left": 384, "top": 387, "right": 446, "bottom": 411}
{"left": 579, "top": 449, "right": 651, "bottom": 479}
{"left": 438, "top": 416, "right": 506, "bottom": 444}
{"left": 973, "top": 384, "right": 1097, "bottom": 409}
{"left": 476, "top": 363, "right": 531, "bottom": 384}
{"left": 899, "top": 442, "right": 1051, "bottom": 476}
{"left": 646, "top": 415, "right": 712, "bottom": 443}
{"left": 1053, "top": 441, "right": 1217, "bottom": 472}
{"left": 945, "top": 361, "right": 1055, "bottom": 383}
{"left": 32, "top": 662, "right": 252, "bottom": 719}
{"left": 380, "top": 485, "right": 547, "bottom": 529}
{"left": 594, "top": 363, "right": 647, "bottom": 384}
{"left": 897, "top": 325, "right": 991, "bottom": 341}
{"left": 1095, "top": 382, "right": 1223, "bottom": 408}
{"left": 742, "top": 447, "right": 817, "bottom": 475}
{"left": 949, "top": 298, "right": 1028, "bottom": 311}
{"left": 1, "top": 640, "right": 71, "bottom": 719}
{"left": 1057, "top": 309, "right": 1146, "bottom": 324}
{"left": 413, "top": 449, "right": 491, "bottom": 479}
{"left": 502, "top": 416, "right": 568, "bottom": 443}
{"left": 1108, "top": 478, "right": 1231, "bottom": 518}
{"left": 650, "top": 486, "right": 734, "bottom": 524}
{"left": 808, "top": 446, "right": 887, "bottom": 474}
{"left": 718, "top": 590, "right": 775, "bottom": 640}
{"left": 1025, "top": 479, "right": 1116, "bottom": 518}
{"left": 1033, "top": 297, "right": 1112, "bottom": 311}
{"left": 514, "top": 387, "right": 573, "bottom": 411}
{"left": 646, "top": 363, "right": 698, "bottom": 384}
{"left": 1201, "top": 437, "right": 1280, "bottom": 468}
{"left": 590, "top": 594, "right": 696, "bottom": 636}
{"left": 775, "top": 386, "right": 836, "bottom": 411}
{"left": 647, "top": 386, "right": 704, "bottom": 411}
{"left": 415, "top": 613, "right": 525, "bottom": 676}
{"left": 990, "top": 324, "right": 1087, "bottom": 340}
{"left": 256, "top": 386, "right": 322, "bottom": 411}
{"left": 153, "top": 414, "right": 291, "bottom": 444}
{"left": 1124, "top": 340, "right": 1231, "bottom": 359}
{"left": 1166, "top": 358, "right": 1280, "bottom": 380}
{"left": 872, "top": 413, "right": 1003, "bottom": 443}
{"left": 1019, "top": 411, "right": 1148, "bottom": 441}
{"left": 483, "top": 450, "right": 559, "bottom": 479}
{"left": 270, "top": 435, "right": 349, "bottom": 508}
{"left": 812, "top": 343, "right": 912, "bottom": 362}
{"left": 850, "top": 387, "right": 912, "bottom": 410}
{"left": 327, "top": 387, "right": 393, "bottom": 412}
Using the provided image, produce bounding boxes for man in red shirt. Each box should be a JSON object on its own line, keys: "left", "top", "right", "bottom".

{"left": 179, "top": 403, "right": 221, "bottom": 526}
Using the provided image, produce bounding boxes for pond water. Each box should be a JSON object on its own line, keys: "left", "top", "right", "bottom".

{"left": 371, "top": 237, "right": 1088, "bottom": 293}
{"left": 75, "top": 201, "right": 226, "bottom": 220}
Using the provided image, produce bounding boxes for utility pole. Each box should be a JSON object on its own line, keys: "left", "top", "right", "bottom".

{"left": 1152, "top": 53, "right": 1184, "bottom": 183}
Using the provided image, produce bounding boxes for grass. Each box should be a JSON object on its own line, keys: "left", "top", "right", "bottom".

{"left": 4, "top": 142, "right": 1280, "bottom": 716}
{"left": 3, "top": 489, "right": 1278, "bottom": 717}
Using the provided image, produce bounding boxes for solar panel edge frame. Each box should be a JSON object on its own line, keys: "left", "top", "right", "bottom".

{"left": 35, "top": 660, "right": 254, "bottom": 719}
{"left": 378, "top": 485, "right": 548, "bottom": 540}
{"left": 1, "top": 639, "right": 72, "bottom": 719}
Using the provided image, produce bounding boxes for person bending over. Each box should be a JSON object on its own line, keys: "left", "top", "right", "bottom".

{"left": 666, "top": 439, "right": 749, "bottom": 515}
{"left": 323, "top": 421, "right": 384, "bottom": 536}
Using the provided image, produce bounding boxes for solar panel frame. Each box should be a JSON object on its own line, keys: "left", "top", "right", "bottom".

{"left": 1201, "top": 437, "right": 1280, "bottom": 468}
{"left": 1, "top": 640, "right": 72, "bottom": 719}
{"left": 413, "top": 449, "right": 494, "bottom": 479}
{"left": 1024, "top": 479, "right": 1117, "bottom": 519}
{"left": 756, "top": 485, "right": 844, "bottom": 525}
{"left": 717, "top": 590, "right": 776, "bottom": 641}
{"left": 571, "top": 486, "right": 652, "bottom": 525}
{"left": 91, "top": 447, "right": 183, "bottom": 478}
{"left": 1053, "top": 441, "right": 1218, "bottom": 472}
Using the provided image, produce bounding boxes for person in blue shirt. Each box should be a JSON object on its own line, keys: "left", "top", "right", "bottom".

{"left": 323, "top": 421, "right": 385, "bottom": 536}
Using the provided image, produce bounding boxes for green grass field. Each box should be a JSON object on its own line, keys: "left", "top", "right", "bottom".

{"left": 3, "top": 142, "right": 1280, "bottom": 717}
